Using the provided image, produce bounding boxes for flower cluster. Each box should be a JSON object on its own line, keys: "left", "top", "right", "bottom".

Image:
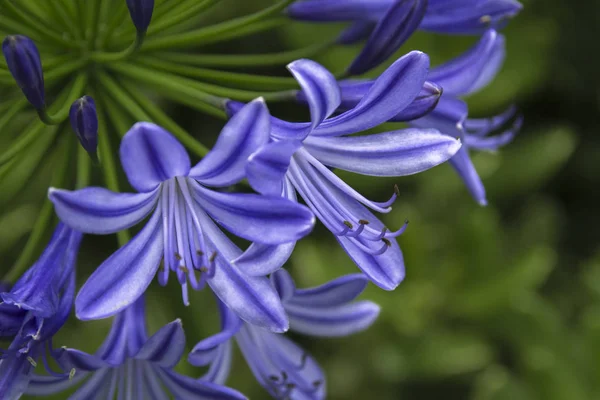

{"left": 0, "top": 0, "right": 521, "bottom": 398}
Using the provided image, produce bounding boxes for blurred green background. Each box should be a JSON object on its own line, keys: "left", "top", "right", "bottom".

{"left": 2, "top": 0, "right": 600, "bottom": 398}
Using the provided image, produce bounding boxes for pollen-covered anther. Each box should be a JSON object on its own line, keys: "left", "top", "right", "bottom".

{"left": 27, "top": 356, "right": 37, "bottom": 367}
{"left": 343, "top": 220, "right": 353, "bottom": 229}
{"left": 480, "top": 15, "right": 492, "bottom": 24}
{"left": 394, "top": 184, "right": 400, "bottom": 196}
{"left": 69, "top": 368, "right": 76, "bottom": 380}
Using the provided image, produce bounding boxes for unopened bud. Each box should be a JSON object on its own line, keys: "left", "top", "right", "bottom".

{"left": 2, "top": 35, "right": 45, "bottom": 109}
{"left": 126, "top": 0, "right": 155, "bottom": 33}
{"left": 69, "top": 96, "right": 99, "bottom": 160}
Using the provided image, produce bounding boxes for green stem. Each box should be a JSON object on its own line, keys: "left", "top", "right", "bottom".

{"left": 97, "top": 2, "right": 129, "bottom": 49}
{"left": 0, "top": 98, "right": 27, "bottom": 133}
{"left": 2, "top": 0, "right": 75, "bottom": 48}
{"left": 108, "top": 62, "right": 228, "bottom": 111}
{"left": 36, "top": 73, "right": 88, "bottom": 125}
{"left": 96, "top": 70, "right": 152, "bottom": 124}
{"left": 116, "top": 0, "right": 220, "bottom": 43}
{"left": 3, "top": 131, "right": 70, "bottom": 283}
{"left": 91, "top": 31, "right": 146, "bottom": 63}
{"left": 117, "top": 76, "right": 211, "bottom": 157}
{"left": 112, "top": 61, "right": 294, "bottom": 102}
{"left": 156, "top": 40, "right": 336, "bottom": 68}
{"left": 75, "top": 145, "right": 92, "bottom": 188}
{"left": 0, "top": 117, "right": 46, "bottom": 167}
{"left": 141, "top": 0, "right": 293, "bottom": 51}
{"left": 94, "top": 90, "right": 131, "bottom": 245}
{"left": 45, "top": 58, "right": 89, "bottom": 81}
{"left": 44, "top": 0, "right": 80, "bottom": 40}
{"left": 135, "top": 56, "right": 299, "bottom": 91}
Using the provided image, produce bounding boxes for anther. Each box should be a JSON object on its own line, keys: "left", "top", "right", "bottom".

{"left": 69, "top": 368, "right": 76, "bottom": 380}
{"left": 196, "top": 250, "right": 204, "bottom": 256}
{"left": 199, "top": 267, "right": 208, "bottom": 273}
{"left": 480, "top": 15, "right": 492, "bottom": 24}
{"left": 179, "top": 266, "right": 189, "bottom": 273}
{"left": 300, "top": 352, "right": 308, "bottom": 369}
{"left": 394, "top": 184, "right": 400, "bottom": 196}
{"left": 27, "top": 356, "right": 37, "bottom": 367}
{"left": 209, "top": 251, "right": 217, "bottom": 262}
{"left": 382, "top": 238, "right": 392, "bottom": 247}
{"left": 359, "top": 219, "right": 369, "bottom": 225}
{"left": 269, "top": 375, "right": 280, "bottom": 382}
{"left": 174, "top": 252, "right": 182, "bottom": 261}
{"left": 343, "top": 220, "right": 353, "bottom": 229}
{"left": 313, "top": 380, "right": 323, "bottom": 387}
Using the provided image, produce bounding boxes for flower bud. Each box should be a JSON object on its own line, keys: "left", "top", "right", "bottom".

{"left": 2, "top": 35, "right": 45, "bottom": 109}
{"left": 126, "top": 0, "right": 155, "bottom": 33}
{"left": 69, "top": 96, "right": 99, "bottom": 159}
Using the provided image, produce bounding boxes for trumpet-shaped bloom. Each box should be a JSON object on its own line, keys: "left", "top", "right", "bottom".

{"left": 337, "top": 30, "right": 521, "bottom": 205}
{"left": 287, "top": 0, "right": 522, "bottom": 74}
{"left": 189, "top": 271, "right": 379, "bottom": 400}
{"left": 412, "top": 29, "right": 522, "bottom": 205}
{"left": 0, "top": 224, "right": 81, "bottom": 399}
{"left": 26, "top": 297, "right": 247, "bottom": 400}
{"left": 230, "top": 53, "right": 461, "bottom": 290}
{"left": 49, "top": 100, "right": 315, "bottom": 332}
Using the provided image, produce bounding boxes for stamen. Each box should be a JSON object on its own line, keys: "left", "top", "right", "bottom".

{"left": 299, "top": 352, "right": 308, "bottom": 369}
{"left": 345, "top": 222, "right": 365, "bottom": 238}
{"left": 181, "top": 282, "right": 190, "bottom": 306}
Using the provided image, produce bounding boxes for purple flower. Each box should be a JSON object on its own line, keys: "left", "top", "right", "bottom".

{"left": 0, "top": 224, "right": 81, "bottom": 399}
{"left": 336, "top": 30, "right": 521, "bottom": 205}
{"left": 2, "top": 35, "right": 45, "bottom": 109}
{"left": 126, "top": 0, "right": 155, "bottom": 33}
{"left": 230, "top": 52, "right": 461, "bottom": 290}
{"left": 69, "top": 96, "right": 99, "bottom": 160}
{"left": 25, "top": 297, "right": 247, "bottom": 400}
{"left": 49, "top": 100, "right": 316, "bottom": 332}
{"left": 411, "top": 29, "right": 522, "bottom": 205}
{"left": 189, "top": 271, "right": 379, "bottom": 400}
{"left": 287, "top": 0, "right": 522, "bottom": 74}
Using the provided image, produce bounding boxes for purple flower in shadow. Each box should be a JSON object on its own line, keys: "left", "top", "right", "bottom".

{"left": 189, "top": 270, "right": 379, "bottom": 400}
{"left": 25, "top": 297, "right": 247, "bottom": 400}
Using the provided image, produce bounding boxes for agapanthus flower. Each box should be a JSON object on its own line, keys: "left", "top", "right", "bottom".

{"left": 0, "top": 224, "right": 81, "bottom": 399}
{"left": 229, "top": 52, "right": 461, "bottom": 290}
{"left": 190, "top": 270, "right": 379, "bottom": 400}
{"left": 287, "top": 0, "right": 523, "bottom": 74}
{"left": 49, "top": 99, "right": 315, "bottom": 331}
{"left": 25, "top": 297, "right": 247, "bottom": 400}
{"left": 336, "top": 30, "right": 521, "bottom": 205}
